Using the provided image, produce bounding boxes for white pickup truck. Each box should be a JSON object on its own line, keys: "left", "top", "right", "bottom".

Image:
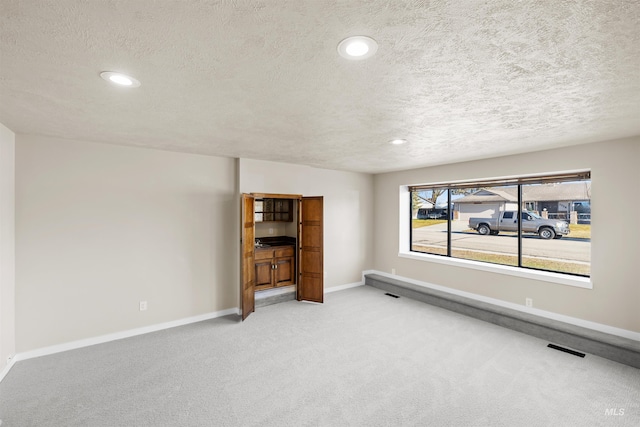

{"left": 468, "top": 211, "right": 570, "bottom": 239}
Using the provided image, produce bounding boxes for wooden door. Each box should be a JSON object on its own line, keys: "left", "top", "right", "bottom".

{"left": 298, "top": 196, "right": 324, "bottom": 303}
{"left": 241, "top": 194, "right": 255, "bottom": 320}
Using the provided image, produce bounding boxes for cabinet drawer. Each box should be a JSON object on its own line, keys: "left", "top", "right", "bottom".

{"left": 255, "top": 248, "right": 274, "bottom": 260}
{"left": 274, "top": 246, "right": 294, "bottom": 257}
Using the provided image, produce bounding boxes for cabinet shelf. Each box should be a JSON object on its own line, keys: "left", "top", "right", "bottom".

{"left": 255, "top": 198, "right": 293, "bottom": 222}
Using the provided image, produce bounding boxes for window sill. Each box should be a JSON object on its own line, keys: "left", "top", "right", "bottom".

{"left": 398, "top": 250, "right": 592, "bottom": 289}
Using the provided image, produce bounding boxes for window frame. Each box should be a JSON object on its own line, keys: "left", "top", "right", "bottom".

{"left": 401, "top": 171, "right": 592, "bottom": 289}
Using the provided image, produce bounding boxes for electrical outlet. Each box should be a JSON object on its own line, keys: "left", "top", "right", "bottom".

{"left": 139, "top": 301, "right": 148, "bottom": 311}
{"left": 391, "top": 268, "right": 396, "bottom": 275}
{"left": 269, "top": 228, "right": 274, "bottom": 234}
{"left": 525, "top": 298, "right": 533, "bottom": 308}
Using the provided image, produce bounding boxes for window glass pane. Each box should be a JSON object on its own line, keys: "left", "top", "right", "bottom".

{"left": 521, "top": 181, "right": 591, "bottom": 276}
{"left": 452, "top": 186, "right": 519, "bottom": 267}
{"left": 411, "top": 188, "right": 449, "bottom": 255}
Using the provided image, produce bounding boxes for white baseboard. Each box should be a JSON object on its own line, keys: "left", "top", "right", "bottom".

{"left": 0, "top": 356, "right": 17, "bottom": 383}
{"left": 365, "top": 270, "right": 640, "bottom": 342}
{"left": 325, "top": 280, "right": 364, "bottom": 293}
{"left": 13, "top": 271, "right": 626, "bottom": 385}
{"left": 2, "top": 278, "right": 368, "bottom": 383}
{"left": 0, "top": 307, "right": 239, "bottom": 383}
{"left": 0, "top": 276, "right": 366, "bottom": 384}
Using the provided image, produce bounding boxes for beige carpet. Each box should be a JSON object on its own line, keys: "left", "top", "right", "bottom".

{"left": 1, "top": 285, "right": 639, "bottom": 426}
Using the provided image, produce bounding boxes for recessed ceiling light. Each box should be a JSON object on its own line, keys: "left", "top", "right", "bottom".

{"left": 337, "top": 36, "right": 378, "bottom": 60}
{"left": 390, "top": 139, "right": 407, "bottom": 145}
{"left": 100, "top": 71, "right": 141, "bottom": 88}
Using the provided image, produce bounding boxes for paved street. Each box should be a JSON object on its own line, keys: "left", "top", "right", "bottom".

{"left": 412, "top": 222, "right": 590, "bottom": 263}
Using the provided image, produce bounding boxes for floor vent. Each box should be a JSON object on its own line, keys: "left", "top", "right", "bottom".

{"left": 547, "top": 344, "right": 585, "bottom": 358}
{"left": 385, "top": 293, "right": 400, "bottom": 299}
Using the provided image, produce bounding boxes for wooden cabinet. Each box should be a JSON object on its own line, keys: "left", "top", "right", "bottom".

{"left": 240, "top": 192, "right": 323, "bottom": 321}
{"left": 255, "top": 246, "right": 295, "bottom": 291}
{"left": 254, "top": 198, "right": 293, "bottom": 222}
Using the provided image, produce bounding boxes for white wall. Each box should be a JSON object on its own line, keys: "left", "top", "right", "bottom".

{"left": 239, "top": 159, "right": 374, "bottom": 289}
{"left": 14, "top": 141, "right": 374, "bottom": 353}
{"left": 16, "top": 133, "right": 633, "bottom": 354}
{"left": 0, "top": 123, "right": 16, "bottom": 370}
{"left": 374, "top": 137, "right": 640, "bottom": 332}
{"left": 16, "top": 136, "right": 238, "bottom": 352}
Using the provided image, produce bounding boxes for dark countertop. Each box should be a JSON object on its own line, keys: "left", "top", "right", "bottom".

{"left": 255, "top": 236, "right": 296, "bottom": 248}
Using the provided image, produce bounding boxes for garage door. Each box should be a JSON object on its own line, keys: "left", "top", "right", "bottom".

{"left": 457, "top": 203, "right": 501, "bottom": 222}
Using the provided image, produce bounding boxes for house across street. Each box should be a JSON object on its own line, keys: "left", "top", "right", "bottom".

{"left": 451, "top": 183, "right": 591, "bottom": 224}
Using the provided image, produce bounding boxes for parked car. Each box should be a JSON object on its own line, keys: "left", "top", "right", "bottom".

{"left": 417, "top": 208, "right": 449, "bottom": 220}
{"left": 468, "top": 211, "right": 569, "bottom": 239}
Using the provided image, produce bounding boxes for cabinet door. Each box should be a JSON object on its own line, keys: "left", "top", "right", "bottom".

{"left": 255, "top": 198, "right": 293, "bottom": 222}
{"left": 274, "top": 256, "right": 294, "bottom": 287}
{"left": 255, "top": 260, "right": 274, "bottom": 290}
{"left": 263, "top": 199, "right": 274, "bottom": 221}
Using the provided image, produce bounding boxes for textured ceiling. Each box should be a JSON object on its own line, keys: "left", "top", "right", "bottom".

{"left": 1, "top": 0, "right": 639, "bottom": 173}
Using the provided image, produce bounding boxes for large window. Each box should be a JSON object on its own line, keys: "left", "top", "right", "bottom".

{"left": 410, "top": 172, "right": 591, "bottom": 277}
